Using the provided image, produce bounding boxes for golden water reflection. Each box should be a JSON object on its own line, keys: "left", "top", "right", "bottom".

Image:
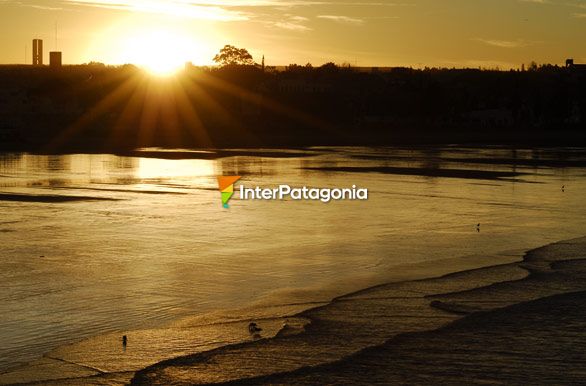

{"left": 1, "top": 146, "right": 586, "bottom": 376}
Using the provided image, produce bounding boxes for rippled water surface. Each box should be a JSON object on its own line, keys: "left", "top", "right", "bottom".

{"left": 1, "top": 146, "right": 586, "bottom": 373}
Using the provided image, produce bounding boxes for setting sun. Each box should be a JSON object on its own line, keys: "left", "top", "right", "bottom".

{"left": 121, "top": 30, "right": 192, "bottom": 76}
{"left": 87, "top": 16, "right": 220, "bottom": 73}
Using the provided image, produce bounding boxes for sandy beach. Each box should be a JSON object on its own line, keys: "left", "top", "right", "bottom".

{"left": 0, "top": 237, "right": 585, "bottom": 385}
{"left": 127, "top": 236, "right": 586, "bottom": 385}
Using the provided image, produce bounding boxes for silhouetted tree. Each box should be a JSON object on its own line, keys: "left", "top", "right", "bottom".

{"left": 86, "top": 61, "right": 106, "bottom": 67}
{"left": 317, "top": 62, "right": 339, "bottom": 77}
{"left": 213, "top": 45, "right": 255, "bottom": 66}
{"left": 320, "top": 62, "right": 338, "bottom": 70}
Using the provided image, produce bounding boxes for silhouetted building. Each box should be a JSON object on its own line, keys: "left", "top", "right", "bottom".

{"left": 32, "top": 39, "right": 43, "bottom": 66}
{"left": 49, "top": 52, "right": 62, "bottom": 67}
{"left": 566, "top": 58, "right": 586, "bottom": 71}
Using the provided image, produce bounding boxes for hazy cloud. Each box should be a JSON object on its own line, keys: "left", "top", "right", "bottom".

{"left": 474, "top": 38, "right": 530, "bottom": 48}
{"left": 273, "top": 21, "right": 311, "bottom": 30}
{"left": 3, "top": 0, "right": 412, "bottom": 20}
{"left": 0, "top": 0, "right": 64, "bottom": 10}
{"left": 61, "top": 0, "right": 249, "bottom": 20}
{"left": 317, "top": 15, "right": 364, "bottom": 24}
{"left": 269, "top": 14, "right": 311, "bottom": 30}
{"left": 518, "top": 0, "right": 550, "bottom": 4}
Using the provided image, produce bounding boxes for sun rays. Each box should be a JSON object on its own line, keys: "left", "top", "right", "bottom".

{"left": 45, "top": 64, "right": 333, "bottom": 152}
{"left": 46, "top": 68, "right": 232, "bottom": 151}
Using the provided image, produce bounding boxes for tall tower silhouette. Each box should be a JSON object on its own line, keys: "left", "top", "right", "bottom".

{"left": 33, "top": 39, "right": 43, "bottom": 65}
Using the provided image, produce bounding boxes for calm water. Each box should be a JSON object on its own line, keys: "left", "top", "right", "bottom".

{"left": 1, "top": 146, "right": 586, "bottom": 373}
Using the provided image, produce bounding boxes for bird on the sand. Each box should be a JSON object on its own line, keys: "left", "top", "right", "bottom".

{"left": 248, "top": 322, "right": 262, "bottom": 334}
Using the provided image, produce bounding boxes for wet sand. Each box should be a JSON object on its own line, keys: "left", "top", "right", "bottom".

{"left": 0, "top": 311, "right": 313, "bottom": 385}
{"left": 1, "top": 238, "right": 584, "bottom": 385}
{"left": 130, "top": 237, "right": 586, "bottom": 385}
{"left": 231, "top": 291, "right": 586, "bottom": 385}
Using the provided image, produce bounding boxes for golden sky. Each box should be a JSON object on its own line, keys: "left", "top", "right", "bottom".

{"left": 1, "top": 0, "right": 585, "bottom": 69}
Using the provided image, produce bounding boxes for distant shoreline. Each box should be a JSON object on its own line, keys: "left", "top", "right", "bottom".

{"left": 3, "top": 138, "right": 586, "bottom": 159}
{"left": 3, "top": 129, "right": 586, "bottom": 155}
{"left": 1, "top": 63, "right": 584, "bottom": 152}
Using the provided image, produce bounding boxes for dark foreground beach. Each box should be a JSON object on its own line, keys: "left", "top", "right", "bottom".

{"left": 1, "top": 237, "right": 585, "bottom": 385}
{"left": 130, "top": 237, "right": 586, "bottom": 386}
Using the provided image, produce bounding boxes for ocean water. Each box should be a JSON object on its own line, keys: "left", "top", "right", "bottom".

{"left": 1, "top": 146, "right": 586, "bottom": 377}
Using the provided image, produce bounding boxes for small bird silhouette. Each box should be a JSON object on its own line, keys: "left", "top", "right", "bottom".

{"left": 562, "top": 185, "right": 565, "bottom": 192}
{"left": 122, "top": 335, "right": 127, "bottom": 346}
{"left": 476, "top": 223, "right": 481, "bottom": 232}
{"left": 248, "top": 322, "right": 262, "bottom": 334}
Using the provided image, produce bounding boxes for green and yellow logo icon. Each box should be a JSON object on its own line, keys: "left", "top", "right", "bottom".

{"left": 217, "top": 176, "right": 241, "bottom": 208}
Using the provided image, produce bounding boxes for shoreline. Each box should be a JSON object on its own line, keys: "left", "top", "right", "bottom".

{"left": 0, "top": 246, "right": 527, "bottom": 384}
{"left": 3, "top": 143, "right": 586, "bottom": 161}
{"left": 3, "top": 237, "right": 583, "bottom": 385}
{"left": 130, "top": 236, "right": 586, "bottom": 385}
{"left": 0, "top": 244, "right": 530, "bottom": 385}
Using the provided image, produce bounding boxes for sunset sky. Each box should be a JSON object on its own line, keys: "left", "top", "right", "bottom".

{"left": 1, "top": 0, "right": 585, "bottom": 69}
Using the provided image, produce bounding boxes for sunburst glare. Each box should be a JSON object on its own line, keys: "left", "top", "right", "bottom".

{"left": 122, "top": 30, "right": 192, "bottom": 76}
